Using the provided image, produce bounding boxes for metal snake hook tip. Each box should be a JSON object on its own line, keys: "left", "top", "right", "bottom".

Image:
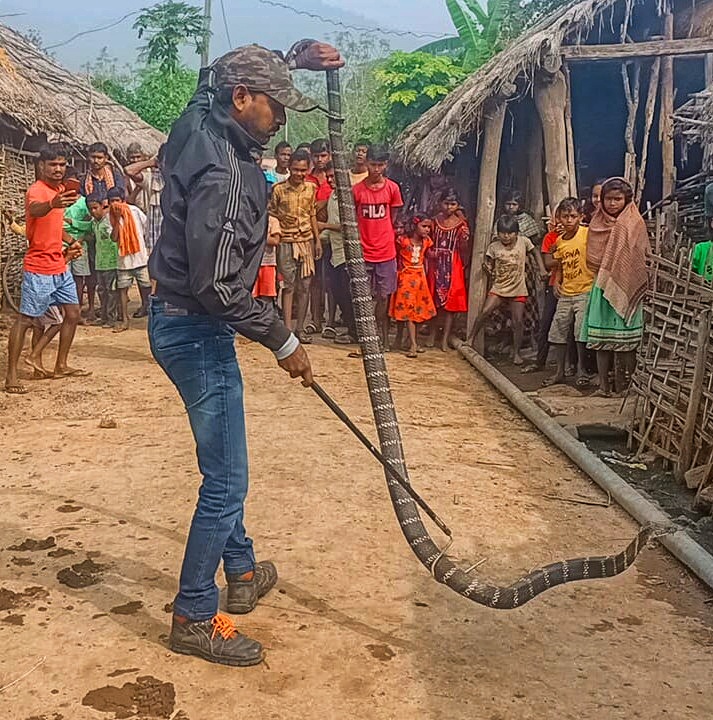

{"left": 430, "top": 537, "right": 454, "bottom": 580}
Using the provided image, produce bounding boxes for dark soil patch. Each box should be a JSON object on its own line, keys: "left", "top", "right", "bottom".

{"left": 0, "top": 586, "right": 47, "bottom": 610}
{"left": 47, "top": 548, "right": 75, "bottom": 558}
{"left": 56, "top": 504, "right": 83, "bottom": 513}
{"left": 107, "top": 668, "right": 140, "bottom": 678}
{"left": 110, "top": 601, "right": 143, "bottom": 616}
{"left": 57, "top": 558, "right": 106, "bottom": 589}
{"left": 2, "top": 613, "right": 24, "bottom": 625}
{"left": 81, "top": 676, "right": 175, "bottom": 719}
{"left": 366, "top": 643, "right": 396, "bottom": 661}
{"left": 11, "top": 556, "right": 35, "bottom": 567}
{"left": 8, "top": 537, "right": 56, "bottom": 552}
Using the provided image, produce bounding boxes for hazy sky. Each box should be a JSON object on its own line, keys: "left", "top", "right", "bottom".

{"left": 1, "top": 0, "right": 455, "bottom": 71}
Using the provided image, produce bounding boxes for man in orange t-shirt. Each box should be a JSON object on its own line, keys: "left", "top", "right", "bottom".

{"left": 5, "top": 144, "right": 89, "bottom": 394}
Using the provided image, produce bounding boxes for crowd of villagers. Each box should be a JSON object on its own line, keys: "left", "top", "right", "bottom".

{"left": 13, "top": 130, "right": 712, "bottom": 401}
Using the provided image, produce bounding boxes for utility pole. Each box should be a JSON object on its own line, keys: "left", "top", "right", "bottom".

{"left": 201, "top": 0, "right": 212, "bottom": 67}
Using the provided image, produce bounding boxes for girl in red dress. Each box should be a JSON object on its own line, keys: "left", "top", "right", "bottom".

{"left": 389, "top": 216, "right": 437, "bottom": 358}
{"left": 427, "top": 192, "right": 469, "bottom": 351}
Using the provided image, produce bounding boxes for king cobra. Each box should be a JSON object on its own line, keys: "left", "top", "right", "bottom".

{"left": 319, "top": 69, "right": 668, "bottom": 609}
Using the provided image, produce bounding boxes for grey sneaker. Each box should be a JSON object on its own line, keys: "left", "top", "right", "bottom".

{"left": 226, "top": 560, "right": 278, "bottom": 614}
{"left": 169, "top": 614, "right": 263, "bottom": 667}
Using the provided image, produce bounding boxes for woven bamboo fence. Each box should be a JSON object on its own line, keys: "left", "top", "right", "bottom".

{"left": 630, "top": 235, "right": 713, "bottom": 491}
{"left": 0, "top": 145, "right": 36, "bottom": 303}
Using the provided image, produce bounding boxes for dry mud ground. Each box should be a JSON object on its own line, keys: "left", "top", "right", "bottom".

{"left": 0, "top": 322, "right": 711, "bottom": 720}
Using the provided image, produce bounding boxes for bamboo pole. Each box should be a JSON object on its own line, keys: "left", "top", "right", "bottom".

{"left": 636, "top": 58, "right": 661, "bottom": 205}
{"left": 526, "top": 113, "right": 544, "bottom": 222}
{"left": 621, "top": 60, "right": 641, "bottom": 188}
{"left": 678, "top": 310, "right": 712, "bottom": 479}
{"left": 534, "top": 69, "right": 570, "bottom": 210}
{"left": 467, "top": 98, "right": 508, "bottom": 350}
{"left": 563, "top": 65, "right": 578, "bottom": 198}
{"left": 660, "top": 11, "right": 675, "bottom": 201}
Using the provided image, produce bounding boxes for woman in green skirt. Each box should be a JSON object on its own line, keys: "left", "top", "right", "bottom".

{"left": 580, "top": 178, "right": 649, "bottom": 396}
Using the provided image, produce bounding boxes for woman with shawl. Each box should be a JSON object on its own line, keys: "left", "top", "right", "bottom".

{"left": 580, "top": 178, "right": 649, "bottom": 396}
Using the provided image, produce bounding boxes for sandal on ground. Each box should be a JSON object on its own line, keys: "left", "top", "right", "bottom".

{"left": 4, "top": 384, "right": 28, "bottom": 394}
{"left": 575, "top": 375, "right": 590, "bottom": 388}
{"left": 304, "top": 322, "right": 318, "bottom": 335}
{"left": 520, "top": 363, "right": 543, "bottom": 374}
{"left": 406, "top": 351, "right": 418, "bottom": 358}
{"left": 542, "top": 375, "right": 564, "bottom": 387}
{"left": 564, "top": 366, "right": 576, "bottom": 378}
{"left": 334, "top": 334, "right": 356, "bottom": 345}
{"left": 296, "top": 332, "right": 313, "bottom": 345}
{"left": 321, "top": 326, "right": 337, "bottom": 339}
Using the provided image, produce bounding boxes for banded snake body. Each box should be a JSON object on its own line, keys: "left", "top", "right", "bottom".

{"left": 325, "top": 70, "right": 669, "bottom": 609}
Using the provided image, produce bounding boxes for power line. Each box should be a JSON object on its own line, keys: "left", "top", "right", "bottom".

{"left": 256, "top": 0, "right": 451, "bottom": 39}
{"left": 220, "top": 0, "right": 233, "bottom": 48}
{"left": 45, "top": 11, "right": 139, "bottom": 50}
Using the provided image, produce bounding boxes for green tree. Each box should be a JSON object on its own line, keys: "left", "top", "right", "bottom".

{"left": 132, "top": 66, "right": 198, "bottom": 132}
{"left": 134, "top": 0, "right": 205, "bottom": 74}
{"left": 418, "top": 0, "right": 570, "bottom": 71}
{"left": 374, "top": 51, "right": 467, "bottom": 139}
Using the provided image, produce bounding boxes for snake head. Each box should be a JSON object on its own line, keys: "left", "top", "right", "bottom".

{"left": 642, "top": 522, "right": 678, "bottom": 544}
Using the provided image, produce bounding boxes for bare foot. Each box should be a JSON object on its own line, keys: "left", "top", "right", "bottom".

{"left": 513, "top": 354, "right": 524, "bottom": 366}
{"left": 112, "top": 322, "right": 130, "bottom": 334}
{"left": 591, "top": 388, "right": 612, "bottom": 398}
{"left": 542, "top": 374, "right": 565, "bottom": 387}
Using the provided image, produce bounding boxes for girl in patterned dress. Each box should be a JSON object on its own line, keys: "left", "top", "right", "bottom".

{"left": 389, "top": 216, "right": 437, "bottom": 358}
{"left": 427, "top": 192, "right": 469, "bottom": 351}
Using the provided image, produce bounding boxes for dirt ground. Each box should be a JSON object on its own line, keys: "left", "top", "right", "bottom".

{"left": 1, "top": 319, "right": 712, "bottom": 720}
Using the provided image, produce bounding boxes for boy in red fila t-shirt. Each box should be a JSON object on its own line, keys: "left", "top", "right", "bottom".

{"left": 352, "top": 145, "right": 404, "bottom": 350}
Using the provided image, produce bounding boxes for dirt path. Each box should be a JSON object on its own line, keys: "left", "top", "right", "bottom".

{"left": 1, "top": 322, "right": 711, "bottom": 720}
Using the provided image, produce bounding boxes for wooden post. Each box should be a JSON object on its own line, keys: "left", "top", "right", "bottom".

{"left": 660, "top": 11, "right": 675, "bottom": 201}
{"left": 621, "top": 61, "right": 641, "bottom": 187}
{"left": 635, "top": 58, "right": 661, "bottom": 205}
{"left": 526, "top": 112, "right": 544, "bottom": 222}
{"left": 678, "top": 309, "right": 712, "bottom": 479}
{"left": 467, "top": 98, "right": 507, "bottom": 350}
{"left": 534, "top": 68, "right": 570, "bottom": 210}
{"left": 563, "top": 65, "right": 578, "bottom": 198}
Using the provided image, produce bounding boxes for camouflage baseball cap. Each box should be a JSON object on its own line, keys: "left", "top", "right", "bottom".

{"left": 211, "top": 44, "right": 320, "bottom": 113}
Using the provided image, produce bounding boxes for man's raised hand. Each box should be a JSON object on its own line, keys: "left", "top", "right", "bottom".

{"left": 293, "top": 42, "right": 344, "bottom": 71}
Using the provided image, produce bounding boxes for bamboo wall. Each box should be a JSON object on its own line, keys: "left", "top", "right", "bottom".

{"left": 0, "top": 145, "right": 36, "bottom": 303}
{"left": 630, "top": 189, "right": 713, "bottom": 489}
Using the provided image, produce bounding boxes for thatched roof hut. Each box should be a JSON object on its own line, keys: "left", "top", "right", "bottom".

{"left": 395, "top": 0, "right": 713, "bottom": 176}
{"left": 0, "top": 23, "right": 164, "bottom": 153}
{"left": 393, "top": 0, "right": 712, "bottom": 342}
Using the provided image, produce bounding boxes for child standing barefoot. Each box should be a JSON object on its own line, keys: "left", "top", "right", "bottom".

{"left": 428, "top": 191, "right": 469, "bottom": 351}
{"left": 469, "top": 215, "right": 548, "bottom": 365}
{"left": 390, "top": 217, "right": 436, "bottom": 358}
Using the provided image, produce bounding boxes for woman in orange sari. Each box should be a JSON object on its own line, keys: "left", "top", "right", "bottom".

{"left": 390, "top": 216, "right": 437, "bottom": 358}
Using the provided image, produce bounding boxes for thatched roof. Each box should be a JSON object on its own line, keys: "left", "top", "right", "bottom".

{"left": 0, "top": 23, "right": 164, "bottom": 152}
{"left": 393, "top": 0, "right": 630, "bottom": 173}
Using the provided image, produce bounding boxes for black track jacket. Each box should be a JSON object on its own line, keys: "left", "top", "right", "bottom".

{"left": 149, "top": 72, "right": 292, "bottom": 354}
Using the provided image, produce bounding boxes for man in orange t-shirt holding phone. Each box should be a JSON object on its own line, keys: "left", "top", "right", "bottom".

{"left": 5, "top": 144, "right": 89, "bottom": 394}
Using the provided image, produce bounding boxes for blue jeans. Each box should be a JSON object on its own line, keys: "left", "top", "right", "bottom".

{"left": 148, "top": 298, "right": 255, "bottom": 621}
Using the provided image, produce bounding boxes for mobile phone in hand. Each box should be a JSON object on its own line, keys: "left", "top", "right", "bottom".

{"left": 64, "top": 177, "right": 81, "bottom": 193}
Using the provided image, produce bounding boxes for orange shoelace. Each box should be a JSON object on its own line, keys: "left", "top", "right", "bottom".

{"left": 211, "top": 614, "right": 239, "bottom": 641}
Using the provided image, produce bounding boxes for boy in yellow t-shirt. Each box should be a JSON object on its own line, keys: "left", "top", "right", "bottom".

{"left": 544, "top": 197, "right": 594, "bottom": 387}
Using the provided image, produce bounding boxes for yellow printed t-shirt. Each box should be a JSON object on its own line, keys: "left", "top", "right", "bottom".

{"left": 553, "top": 225, "right": 594, "bottom": 296}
